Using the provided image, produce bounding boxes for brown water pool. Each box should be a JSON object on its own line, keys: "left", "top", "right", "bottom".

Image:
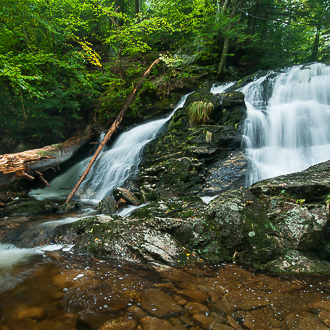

{"left": 0, "top": 250, "right": 330, "bottom": 330}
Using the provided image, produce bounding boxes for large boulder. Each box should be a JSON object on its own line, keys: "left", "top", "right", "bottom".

{"left": 3, "top": 199, "right": 59, "bottom": 217}
{"left": 139, "top": 125, "right": 247, "bottom": 199}
{"left": 53, "top": 160, "right": 330, "bottom": 273}
{"left": 136, "top": 82, "right": 248, "bottom": 201}
{"left": 99, "top": 195, "right": 117, "bottom": 215}
{"left": 54, "top": 210, "right": 199, "bottom": 264}
{"left": 113, "top": 187, "right": 140, "bottom": 206}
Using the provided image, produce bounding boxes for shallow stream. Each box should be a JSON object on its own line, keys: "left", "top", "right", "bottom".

{"left": 1, "top": 234, "right": 330, "bottom": 330}
{"left": 1, "top": 205, "right": 330, "bottom": 330}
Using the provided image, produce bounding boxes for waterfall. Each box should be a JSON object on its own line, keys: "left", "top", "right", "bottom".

{"left": 242, "top": 62, "right": 330, "bottom": 185}
{"left": 30, "top": 94, "right": 190, "bottom": 202}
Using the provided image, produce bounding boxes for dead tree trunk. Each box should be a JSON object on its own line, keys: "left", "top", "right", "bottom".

{"left": 0, "top": 126, "right": 92, "bottom": 187}
{"left": 65, "top": 58, "right": 161, "bottom": 204}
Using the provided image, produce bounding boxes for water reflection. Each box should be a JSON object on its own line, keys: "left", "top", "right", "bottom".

{"left": 1, "top": 252, "right": 330, "bottom": 330}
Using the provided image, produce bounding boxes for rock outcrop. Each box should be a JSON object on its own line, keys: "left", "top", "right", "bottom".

{"left": 50, "top": 159, "right": 330, "bottom": 273}
{"left": 3, "top": 79, "right": 330, "bottom": 274}
{"left": 137, "top": 83, "right": 248, "bottom": 201}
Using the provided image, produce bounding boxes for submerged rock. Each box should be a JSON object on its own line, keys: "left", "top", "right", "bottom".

{"left": 140, "top": 288, "right": 184, "bottom": 317}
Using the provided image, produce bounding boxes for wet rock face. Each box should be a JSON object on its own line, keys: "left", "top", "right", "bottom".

{"left": 3, "top": 199, "right": 59, "bottom": 217}
{"left": 99, "top": 195, "right": 117, "bottom": 215}
{"left": 202, "top": 150, "right": 246, "bottom": 195}
{"left": 55, "top": 204, "right": 200, "bottom": 264}
{"left": 56, "top": 160, "right": 330, "bottom": 273}
{"left": 113, "top": 187, "right": 140, "bottom": 206}
{"left": 57, "top": 201, "right": 81, "bottom": 214}
{"left": 138, "top": 83, "right": 248, "bottom": 200}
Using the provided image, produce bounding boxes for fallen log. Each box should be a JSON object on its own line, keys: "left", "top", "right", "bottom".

{"left": 65, "top": 58, "right": 161, "bottom": 203}
{"left": 0, "top": 126, "right": 92, "bottom": 187}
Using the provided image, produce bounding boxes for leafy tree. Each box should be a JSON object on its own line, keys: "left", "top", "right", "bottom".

{"left": 0, "top": 0, "right": 105, "bottom": 145}
{"left": 0, "top": 0, "right": 328, "bottom": 150}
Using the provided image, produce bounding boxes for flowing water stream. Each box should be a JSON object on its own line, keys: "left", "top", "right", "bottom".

{"left": 30, "top": 94, "right": 190, "bottom": 203}
{"left": 242, "top": 62, "right": 330, "bottom": 185}
{"left": 1, "top": 64, "right": 330, "bottom": 329}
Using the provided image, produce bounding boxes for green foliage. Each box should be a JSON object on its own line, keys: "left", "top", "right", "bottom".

{"left": 187, "top": 101, "right": 213, "bottom": 127}
{"left": 0, "top": 0, "right": 328, "bottom": 148}
{"left": 0, "top": 0, "right": 107, "bottom": 145}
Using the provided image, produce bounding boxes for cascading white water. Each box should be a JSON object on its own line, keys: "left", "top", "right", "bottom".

{"left": 242, "top": 62, "right": 330, "bottom": 185}
{"left": 0, "top": 243, "right": 42, "bottom": 292}
{"left": 30, "top": 94, "right": 190, "bottom": 201}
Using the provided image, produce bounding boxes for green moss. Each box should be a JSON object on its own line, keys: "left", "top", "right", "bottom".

{"left": 4, "top": 200, "right": 58, "bottom": 216}
{"left": 240, "top": 206, "right": 281, "bottom": 263}
{"left": 198, "top": 240, "right": 231, "bottom": 262}
{"left": 37, "top": 150, "right": 55, "bottom": 157}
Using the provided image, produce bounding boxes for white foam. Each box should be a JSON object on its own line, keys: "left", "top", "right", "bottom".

{"left": 242, "top": 63, "right": 330, "bottom": 185}
{"left": 30, "top": 93, "right": 192, "bottom": 202}
{"left": 200, "top": 195, "right": 218, "bottom": 204}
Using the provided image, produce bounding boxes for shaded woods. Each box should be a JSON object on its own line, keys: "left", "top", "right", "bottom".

{"left": 0, "top": 0, "right": 328, "bottom": 153}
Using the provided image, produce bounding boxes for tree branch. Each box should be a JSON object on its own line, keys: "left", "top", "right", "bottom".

{"left": 65, "top": 58, "right": 161, "bottom": 204}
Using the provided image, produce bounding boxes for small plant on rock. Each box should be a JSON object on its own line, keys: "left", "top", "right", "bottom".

{"left": 187, "top": 101, "right": 213, "bottom": 127}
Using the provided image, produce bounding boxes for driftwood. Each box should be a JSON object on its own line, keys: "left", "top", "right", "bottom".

{"left": 65, "top": 58, "right": 161, "bottom": 203}
{"left": 0, "top": 126, "right": 92, "bottom": 187}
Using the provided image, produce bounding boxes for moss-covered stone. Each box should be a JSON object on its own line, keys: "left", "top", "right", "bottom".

{"left": 48, "top": 159, "right": 330, "bottom": 273}
{"left": 139, "top": 120, "right": 245, "bottom": 200}
{"left": 55, "top": 213, "right": 194, "bottom": 264}
{"left": 131, "top": 195, "right": 204, "bottom": 219}
{"left": 3, "top": 199, "right": 59, "bottom": 217}
{"left": 57, "top": 201, "right": 81, "bottom": 214}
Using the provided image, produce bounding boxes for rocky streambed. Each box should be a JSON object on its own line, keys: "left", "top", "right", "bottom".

{"left": 45, "top": 158, "right": 330, "bottom": 275}
{"left": 1, "top": 249, "right": 330, "bottom": 330}
{"left": 2, "top": 81, "right": 330, "bottom": 275}
{"left": 1, "top": 75, "right": 330, "bottom": 330}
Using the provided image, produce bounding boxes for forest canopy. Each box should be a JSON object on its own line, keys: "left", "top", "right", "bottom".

{"left": 0, "top": 0, "right": 329, "bottom": 148}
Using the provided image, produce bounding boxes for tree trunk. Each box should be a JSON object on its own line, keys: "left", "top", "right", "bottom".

{"left": 217, "top": 36, "right": 230, "bottom": 78}
{"left": 0, "top": 126, "right": 92, "bottom": 187}
{"left": 115, "top": 0, "right": 126, "bottom": 26}
{"left": 310, "top": 27, "right": 320, "bottom": 62}
{"left": 221, "top": 0, "right": 231, "bottom": 13}
{"left": 217, "top": 0, "right": 232, "bottom": 78}
{"left": 65, "top": 58, "right": 161, "bottom": 204}
{"left": 135, "top": 0, "right": 141, "bottom": 15}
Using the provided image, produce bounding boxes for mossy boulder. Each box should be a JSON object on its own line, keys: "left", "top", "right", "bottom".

{"left": 57, "top": 201, "right": 82, "bottom": 214}
{"left": 54, "top": 160, "right": 330, "bottom": 273}
{"left": 181, "top": 84, "right": 246, "bottom": 128}
{"left": 137, "top": 81, "right": 247, "bottom": 201}
{"left": 3, "top": 199, "right": 59, "bottom": 217}
{"left": 220, "top": 91, "right": 246, "bottom": 127}
{"left": 139, "top": 123, "right": 246, "bottom": 199}
{"left": 113, "top": 187, "right": 140, "bottom": 206}
{"left": 54, "top": 213, "right": 198, "bottom": 264}
{"left": 99, "top": 195, "right": 117, "bottom": 215}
